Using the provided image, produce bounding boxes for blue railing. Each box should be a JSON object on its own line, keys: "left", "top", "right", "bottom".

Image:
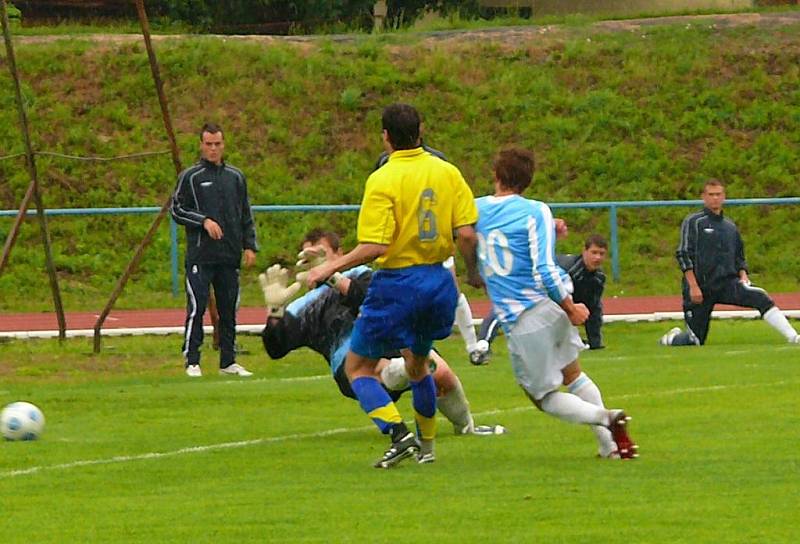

{"left": 2, "top": 198, "right": 798, "bottom": 295}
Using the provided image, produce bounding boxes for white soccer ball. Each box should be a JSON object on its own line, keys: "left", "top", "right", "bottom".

{"left": 1, "top": 401, "right": 45, "bottom": 441}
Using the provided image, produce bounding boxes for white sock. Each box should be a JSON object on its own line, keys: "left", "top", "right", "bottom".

{"left": 437, "top": 378, "right": 473, "bottom": 434}
{"left": 763, "top": 307, "right": 799, "bottom": 342}
{"left": 539, "top": 391, "right": 608, "bottom": 426}
{"left": 567, "top": 372, "right": 616, "bottom": 457}
{"left": 454, "top": 293, "right": 478, "bottom": 352}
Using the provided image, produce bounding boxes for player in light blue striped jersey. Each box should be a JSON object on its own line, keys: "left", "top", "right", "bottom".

{"left": 470, "top": 147, "right": 638, "bottom": 459}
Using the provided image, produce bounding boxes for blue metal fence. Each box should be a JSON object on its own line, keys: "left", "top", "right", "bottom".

{"left": 2, "top": 198, "right": 798, "bottom": 295}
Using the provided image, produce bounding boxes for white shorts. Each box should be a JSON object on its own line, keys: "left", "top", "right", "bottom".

{"left": 506, "top": 299, "right": 585, "bottom": 401}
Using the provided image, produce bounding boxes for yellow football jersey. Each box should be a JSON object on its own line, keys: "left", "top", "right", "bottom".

{"left": 357, "top": 148, "right": 477, "bottom": 269}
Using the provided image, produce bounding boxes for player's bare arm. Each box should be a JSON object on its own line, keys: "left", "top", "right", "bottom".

{"left": 560, "top": 296, "right": 589, "bottom": 326}
{"left": 304, "top": 242, "right": 387, "bottom": 288}
{"left": 455, "top": 224, "right": 482, "bottom": 289}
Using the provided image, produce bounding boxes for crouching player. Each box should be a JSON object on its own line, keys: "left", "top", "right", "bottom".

{"left": 260, "top": 229, "right": 505, "bottom": 463}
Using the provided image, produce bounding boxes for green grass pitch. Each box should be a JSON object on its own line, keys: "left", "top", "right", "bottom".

{"left": 1, "top": 319, "right": 798, "bottom": 543}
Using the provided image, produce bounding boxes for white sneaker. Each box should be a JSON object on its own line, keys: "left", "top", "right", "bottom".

{"left": 185, "top": 364, "right": 202, "bottom": 378}
{"left": 219, "top": 363, "right": 253, "bottom": 377}
{"left": 791, "top": 334, "right": 800, "bottom": 344}
{"left": 659, "top": 327, "right": 682, "bottom": 346}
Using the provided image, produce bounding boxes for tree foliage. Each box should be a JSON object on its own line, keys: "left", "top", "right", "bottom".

{"left": 154, "top": 0, "right": 482, "bottom": 33}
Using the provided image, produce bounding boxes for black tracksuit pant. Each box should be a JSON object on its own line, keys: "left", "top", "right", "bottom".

{"left": 673, "top": 277, "right": 774, "bottom": 345}
{"left": 183, "top": 262, "right": 239, "bottom": 367}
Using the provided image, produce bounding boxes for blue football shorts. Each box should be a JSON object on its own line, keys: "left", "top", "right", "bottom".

{"left": 350, "top": 263, "right": 457, "bottom": 359}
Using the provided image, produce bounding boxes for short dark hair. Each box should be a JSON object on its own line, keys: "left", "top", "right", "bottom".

{"left": 703, "top": 178, "right": 724, "bottom": 192}
{"left": 200, "top": 122, "right": 223, "bottom": 140}
{"left": 381, "top": 103, "right": 420, "bottom": 150}
{"left": 493, "top": 147, "right": 535, "bottom": 194}
{"left": 300, "top": 228, "right": 341, "bottom": 252}
{"left": 584, "top": 234, "right": 608, "bottom": 250}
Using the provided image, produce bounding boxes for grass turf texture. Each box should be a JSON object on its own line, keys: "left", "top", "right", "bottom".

{"left": 1, "top": 319, "right": 799, "bottom": 542}
{"left": 2, "top": 14, "right": 800, "bottom": 312}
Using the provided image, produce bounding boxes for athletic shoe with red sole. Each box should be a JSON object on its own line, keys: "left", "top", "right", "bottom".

{"left": 607, "top": 410, "right": 639, "bottom": 459}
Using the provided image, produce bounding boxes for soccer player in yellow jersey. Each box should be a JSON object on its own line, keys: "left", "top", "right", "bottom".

{"left": 305, "top": 104, "right": 480, "bottom": 468}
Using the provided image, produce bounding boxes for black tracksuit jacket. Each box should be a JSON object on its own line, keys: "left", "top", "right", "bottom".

{"left": 170, "top": 159, "right": 258, "bottom": 266}
{"left": 557, "top": 254, "right": 605, "bottom": 349}
{"left": 675, "top": 207, "right": 746, "bottom": 292}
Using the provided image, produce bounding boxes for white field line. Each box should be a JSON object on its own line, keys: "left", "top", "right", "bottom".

{"left": 1, "top": 379, "right": 794, "bottom": 481}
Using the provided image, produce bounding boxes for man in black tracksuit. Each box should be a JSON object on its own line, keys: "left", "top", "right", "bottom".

{"left": 660, "top": 179, "right": 799, "bottom": 346}
{"left": 170, "top": 123, "right": 258, "bottom": 376}
{"left": 472, "top": 235, "right": 608, "bottom": 365}
{"left": 556, "top": 236, "right": 607, "bottom": 350}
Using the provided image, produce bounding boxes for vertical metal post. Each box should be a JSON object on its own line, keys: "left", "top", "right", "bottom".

{"left": 1, "top": 0, "right": 66, "bottom": 340}
{"left": 170, "top": 217, "right": 179, "bottom": 297}
{"left": 609, "top": 204, "right": 620, "bottom": 282}
{"left": 93, "top": 0, "right": 184, "bottom": 353}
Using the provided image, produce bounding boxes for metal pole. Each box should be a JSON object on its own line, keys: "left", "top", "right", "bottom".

{"left": 0, "top": 179, "right": 34, "bottom": 274}
{"left": 1, "top": 0, "right": 67, "bottom": 341}
{"left": 609, "top": 204, "right": 620, "bottom": 282}
{"left": 93, "top": 0, "right": 184, "bottom": 353}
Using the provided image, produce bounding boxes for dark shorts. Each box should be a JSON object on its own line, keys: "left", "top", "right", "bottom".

{"left": 350, "top": 264, "right": 457, "bottom": 359}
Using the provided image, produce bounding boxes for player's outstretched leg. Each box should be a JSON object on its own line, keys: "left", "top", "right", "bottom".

{"left": 537, "top": 391, "right": 638, "bottom": 459}
{"left": 763, "top": 307, "right": 800, "bottom": 343}
{"left": 434, "top": 363, "right": 507, "bottom": 436}
{"left": 566, "top": 372, "right": 616, "bottom": 458}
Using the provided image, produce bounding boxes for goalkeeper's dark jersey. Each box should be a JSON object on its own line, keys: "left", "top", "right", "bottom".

{"left": 261, "top": 266, "right": 372, "bottom": 375}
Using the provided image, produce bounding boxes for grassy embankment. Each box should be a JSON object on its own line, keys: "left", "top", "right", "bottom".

{"left": 1, "top": 16, "right": 799, "bottom": 313}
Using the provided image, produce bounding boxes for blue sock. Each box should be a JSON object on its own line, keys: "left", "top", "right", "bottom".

{"left": 411, "top": 374, "right": 437, "bottom": 440}
{"left": 351, "top": 376, "right": 401, "bottom": 434}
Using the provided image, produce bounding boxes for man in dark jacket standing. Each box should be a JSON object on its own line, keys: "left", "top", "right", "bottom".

{"left": 660, "top": 179, "right": 799, "bottom": 346}
{"left": 170, "top": 123, "right": 258, "bottom": 377}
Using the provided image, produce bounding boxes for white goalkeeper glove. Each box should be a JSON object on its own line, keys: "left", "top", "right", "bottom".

{"left": 295, "top": 247, "right": 327, "bottom": 270}
{"left": 259, "top": 264, "right": 302, "bottom": 319}
{"left": 295, "top": 247, "right": 343, "bottom": 288}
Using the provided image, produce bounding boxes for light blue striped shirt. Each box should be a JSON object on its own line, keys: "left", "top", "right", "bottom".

{"left": 475, "top": 194, "right": 573, "bottom": 331}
